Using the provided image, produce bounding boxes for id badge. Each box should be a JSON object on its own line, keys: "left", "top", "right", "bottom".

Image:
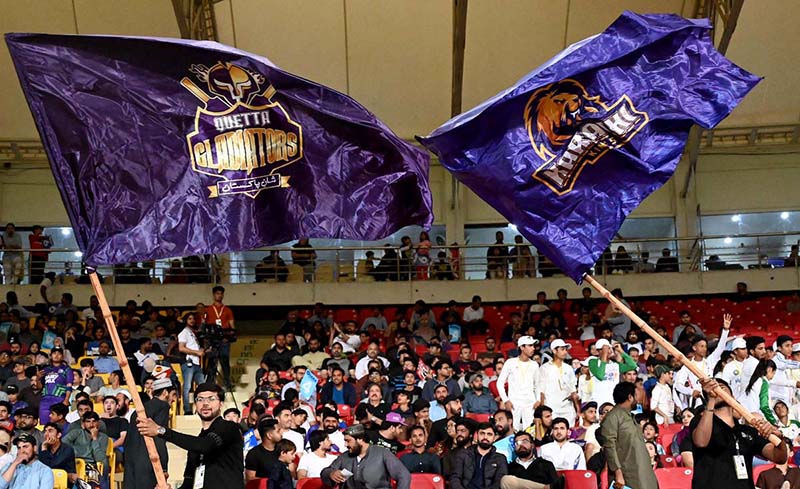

{"left": 733, "top": 455, "right": 748, "bottom": 480}
{"left": 215, "top": 319, "right": 222, "bottom": 326}
{"left": 193, "top": 464, "right": 206, "bottom": 489}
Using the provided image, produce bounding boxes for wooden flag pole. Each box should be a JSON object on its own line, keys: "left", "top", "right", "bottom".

{"left": 88, "top": 272, "right": 169, "bottom": 489}
{"left": 583, "top": 273, "right": 783, "bottom": 446}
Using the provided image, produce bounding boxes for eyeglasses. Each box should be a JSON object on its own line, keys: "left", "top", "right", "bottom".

{"left": 195, "top": 396, "right": 219, "bottom": 404}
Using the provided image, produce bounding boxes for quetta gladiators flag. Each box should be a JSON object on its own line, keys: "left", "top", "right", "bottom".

{"left": 6, "top": 34, "right": 433, "bottom": 266}
{"left": 419, "top": 12, "right": 759, "bottom": 282}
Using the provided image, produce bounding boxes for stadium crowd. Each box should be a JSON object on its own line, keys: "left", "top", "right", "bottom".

{"left": 1, "top": 283, "right": 800, "bottom": 489}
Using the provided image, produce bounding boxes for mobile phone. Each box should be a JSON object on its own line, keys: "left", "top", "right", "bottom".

{"left": 341, "top": 469, "right": 353, "bottom": 480}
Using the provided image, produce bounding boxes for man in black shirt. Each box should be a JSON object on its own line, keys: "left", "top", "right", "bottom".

{"left": 400, "top": 425, "right": 441, "bottom": 474}
{"left": 245, "top": 418, "right": 283, "bottom": 480}
{"left": 137, "top": 383, "right": 243, "bottom": 489}
{"left": 500, "top": 431, "right": 563, "bottom": 489}
{"left": 692, "top": 378, "right": 788, "bottom": 489}
{"left": 125, "top": 378, "right": 175, "bottom": 489}
{"left": 256, "top": 333, "right": 296, "bottom": 383}
{"left": 368, "top": 412, "right": 405, "bottom": 454}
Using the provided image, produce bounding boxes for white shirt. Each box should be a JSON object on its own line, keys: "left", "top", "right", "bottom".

{"left": 297, "top": 451, "right": 336, "bottom": 478}
{"left": 134, "top": 351, "right": 160, "bottom": 367}
{"left": 539, "top": 361, "right": 577, "bottom": 416}
{"left": 333, "top": 334, "right": 361, "bottom": 354}
{"left": 178, "top": 327, "right": 201, "bottom": 365}
{"left": 719, "top": 359, "right": 745, "bottom": 400}
{"left": 587, "top": 359, "right": 620, "bottom": 406}
{"left": 283, "top": 429, "right": 306, "bottom": 453}
{"left": 539, "top": 441, "right": 586, "bottom": 470}
{"left": 327, "top": 430, "right": 345, "bottom": 453}
{"left": 497, "top": 357, "right": 540, "bottom": 402}
{"left": 463, "top": 307, "right": 484, "bottom": 322}
{"left": 40, "top": 277, "right": 57, "bottom": 304}
{"left": 650, "top": 382, "right": 675, "bottom": 425}
{"left": 355, "top": 356, "right": 390, "bottom": 380}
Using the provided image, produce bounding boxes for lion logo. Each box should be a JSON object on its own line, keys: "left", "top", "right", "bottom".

{"left": 523, "top": 79, "right": 649, "bottom": 195}
{"left": 524, "top": 79, "right": 608, "bottom": 161}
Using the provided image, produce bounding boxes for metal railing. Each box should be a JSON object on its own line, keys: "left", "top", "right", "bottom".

{"left": 1, "top": 231, "right": 799, "bottom": 285}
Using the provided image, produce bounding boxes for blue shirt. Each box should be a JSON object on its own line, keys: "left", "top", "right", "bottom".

{"left": 429, "top": 401, "right": 446, "bottom": 422}
{"left": 94, "top": 356, "right": 120, "bottom": 374}
{"left": 332, "top": 386, "right": 344, "bottom": 405}
{"left": 0, "top": 460, "right": 54, "bottom": 489}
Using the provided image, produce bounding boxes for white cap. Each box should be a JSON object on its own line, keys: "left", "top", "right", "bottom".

{"left": 550, "top": 339, "right": 572, "bottom": 350}
{"left": 595, "top": 339, "right": 612, "bottom": 350}
{"left": 517, "top": 336, "right": 539, "bottom": 347}
{"left": 792, "top": 343, "right": 800, "bottom": 353}
{"left": 580, "top": 356, "right": 596, "bottom": 367}
{"left": 731, "top": 337, "right": 747, "bottom": 350}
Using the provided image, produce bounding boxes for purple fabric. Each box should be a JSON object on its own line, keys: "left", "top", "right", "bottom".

{"left": 6, "top": 33, "right": 433, "bottom": 266}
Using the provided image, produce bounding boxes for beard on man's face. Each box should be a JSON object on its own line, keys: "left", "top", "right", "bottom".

{"left": 477, "top": 440, "right": 493, "bottom": 450}
{"left": 515, "top": 447, "right": 532, "bottom": 459}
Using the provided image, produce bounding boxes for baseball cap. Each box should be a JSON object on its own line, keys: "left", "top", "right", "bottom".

{"left": 4, "top": 385, "right": 18, "bottom": 395}
{"left": 468, "top": 372, "right": 484, "bottom": 383}
{"left": 384, "top": 412, "right": 407, "bottom": 425}
{"left": 595, "top": 339, "right": 612, "bottom": 350}
{"left": 581, "top": 401, "right": 598, "bottom": 411}
{"left": 731, "top": 337, "right": 747, "bottom": 350}
{"left": 793, "top": 343, "right": 800, "bottom": 353}
{"left": 412, "top": 399, "right": 430, "bottom": 414}
{"left": 580, "top": 356, "right": 595, "bottom": 367}
{"left": 51, "top": 346, "right": 64, "bottom": 353}
{"left": 15, "top": 407, "right": 37, "bottom": 418}
{"left": 550, "top": 339, "right": 571, "bottom": 350}
{"left": 443, "top": 394, "right": 465, "bottom": 405}
{"left": 655, "top": 365, "right": 672, "bottom": 378}
{"left": 517, "top": 336, "right": 539, "bottom": 347}
{"left": 13, "top": 433, "right": 36, "bottom": 447}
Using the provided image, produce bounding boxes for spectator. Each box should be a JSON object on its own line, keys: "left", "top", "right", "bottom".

{"left": 601, "top": 383, "right": 658, "bottom": 489}
{"left": 38, "top": 422, "right": 77, "bottom": 483}
{"left": 163, "top": 259, "right": 189, "bottom": 284}
{"left": 539, "top": 417, "right": 585, "bottom": 471}
{"left": 96, "top": 370, "right": 128, "bottom": 402}
{"left": 273, "top": 403, "right": 306, "bottom": 456}
{"left": 492, "top": 409, "right": 515, "bottom": 462}
{"left": 433, "top": 251, "right": 455, "bottom": 280}
{"left": 650, "top": 365, "right": 675, "bottom": 426}
{"left": 498, "top": 336, "right": 541, "bottom": 431}
{"left": 400, "top": 425, "right": 441, "bottom": 474}
{"left": 330, "top": 321, "right": 362, "bottom": 354}
{"left": 463, "top": 295, "right": 488, "bottom": 335}
{"left": 244, "top": 417, "right": 283, "bottom": 480}
{"left": 177, "top": 312, "right": 204, "bottom": 415}
{"left": 291, "top": 238, "right": 317, "bottom": 282}
{"left": 540, "top": 339, "right": 579, "bottom": 426}
{"left": 38, "top": 347, "right": 73, "bottom": 425}
{"left": 26, "top": 226, "right": 50, "bottom": 286}
{"left": 1, "top": 224, "right": 23, "bottom": 285}
{"left": 500, "top": 430, "right": 562, "bottom": 489}
{"left": 63, "top": 411, "right": 111, "bottom": 485}
{"left": 756, "top": 455, "right": 800, "bottom": 489}
{"left": 421, "top": 361, "right": 461, "bottom": 402}
{"left": 463, "top": 372, "right": 497, "bottom": 414}
{"left": 321, "top": 424, "right": 410, "bottom": 489}
{"left": 368, "top": 412, "right": 405, "bottom": 454}
{"left": 291, "top": 336, "right": 329, "bottom": 370}
{"left": 0, "top": 432, "right": 53, "bottom": 489}
{"left": 255, "top": 251, "right": 288, "bottom": 283}
{"left": 587, "top": 340, "right": 637, "bottom": 406}
{"left": 204, "top": 286, "right": 235, "bottom": 389}
{"left": 361, "top": 308, "right": 388, "bottom": 332}
{"left": 94, "top": 341, "right": 121, "bottom": 374}
{"left": 635, "top": 251, "right": 655, "bottom": 273}
{"left": 655, "top": 248, "right": 679, "bottom": 272}
{"left": 319, "top": 366, "right": 356, "bottom": 407}
{"left": 414, "top": 231, "right": 432, "bottom": 280}
{"left": 99, "top": 395, "right": 130, "bottom": 450}
{"left": 450, "top": 422, "right": 508, "bottom": 489}
{"left": 297, "top": 430, "right": 336, "bottom": 479}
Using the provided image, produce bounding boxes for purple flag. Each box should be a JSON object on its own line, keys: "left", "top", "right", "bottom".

{"left": 6, "top": 33, "right": 433, "bottom": 266}
{"left": 418, "top": 12, "right": 759, "bottom": 282}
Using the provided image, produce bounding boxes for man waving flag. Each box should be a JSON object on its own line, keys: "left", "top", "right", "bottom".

{"left": 418, "top": 11, "right": 759, "bottom": 282}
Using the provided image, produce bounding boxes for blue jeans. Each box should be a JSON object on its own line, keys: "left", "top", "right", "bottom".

{"left": 181, "top": 362, "right": 204, "bottom": 414}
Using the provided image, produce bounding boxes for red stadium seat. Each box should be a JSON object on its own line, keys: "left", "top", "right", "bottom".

{"left": 752, "top": 464, "right": 776, "bottom": 483}
{"left": 465, "top": 413, "right": 492, "bottom": 423}
{"left": 661, "top": 456, "right": 678, "bottom": 468}
{"left": 296, "top": 478, "right": 325, "bottom": 489}
{"left": 338, "top": 404, "right": 354, "bottom": 425}
{"left": 245, "top": 479, "right": 268, "bottom": 489}
{"left": 654, "top": 468, "right": 693, "bottom": 489}
{"left": 559, "top": 470, "right": 597, "bottom": 489}
{"left": 411, "top": 473, "right": 445, "bottom": 489}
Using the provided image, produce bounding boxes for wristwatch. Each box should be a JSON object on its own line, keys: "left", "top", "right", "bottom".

{"left": 157, "top": 426, "right": 166, "bottom": 436}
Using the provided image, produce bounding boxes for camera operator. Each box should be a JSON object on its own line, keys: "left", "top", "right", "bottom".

{"left": 178, "top": 313, "right": 205, "bottom": 415}
{"left": 203, "top": 286, "right": 235, "bottom": 389}
{"left": 137, "top": 383, "right": 243, "bottom": 489}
